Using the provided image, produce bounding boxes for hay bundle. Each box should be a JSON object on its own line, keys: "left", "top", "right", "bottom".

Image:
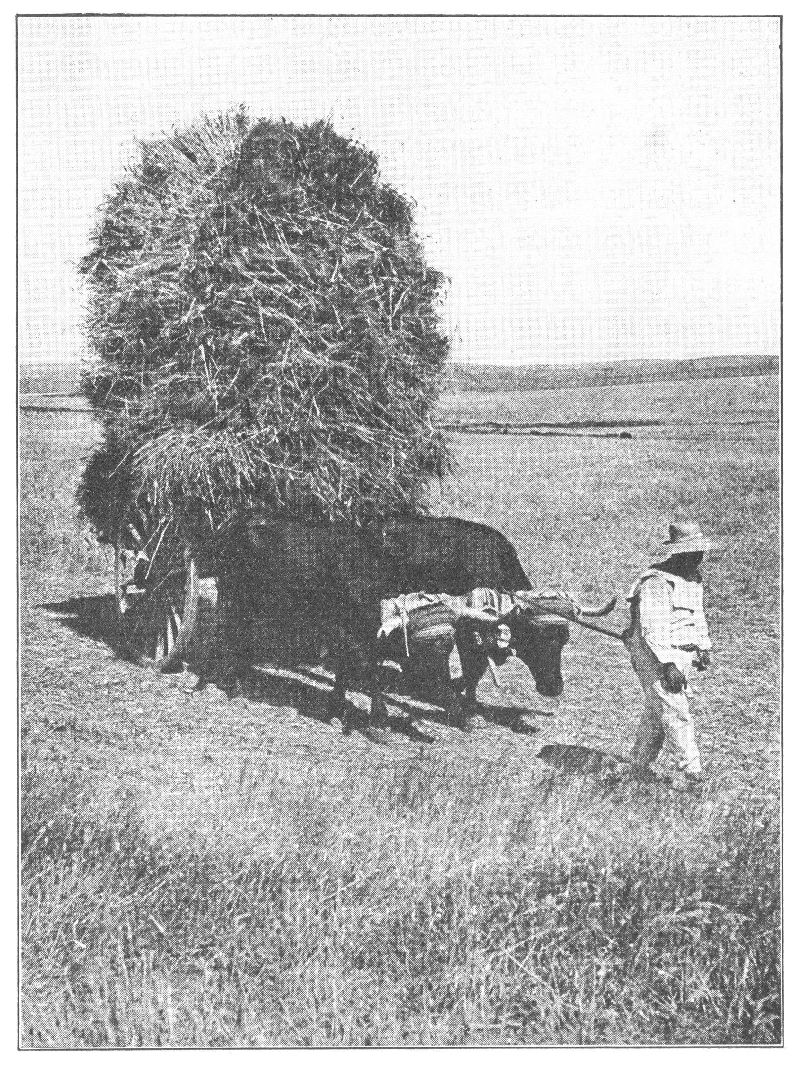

{"left": 78, "top": 109, "right": 450, "bottom": 548}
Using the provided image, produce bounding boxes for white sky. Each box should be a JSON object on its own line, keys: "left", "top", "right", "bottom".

{"left": 18, "top": 15, "right": 780, "bottom": 367}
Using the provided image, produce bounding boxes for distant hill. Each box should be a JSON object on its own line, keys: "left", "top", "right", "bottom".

{"left": 20, "top": 352, "right": 779, "bottom": 398}
{"left": 444, "top": 353, "right": 779, "bottom": 393}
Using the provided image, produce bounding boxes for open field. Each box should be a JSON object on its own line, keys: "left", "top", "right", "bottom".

{"left": 19, "top": 375, "right": 780, "bottom": 1046}
{"left": 439, "top": 374, "right": 779, "bottom": 436}
{"left": 445, "top": 354, "right": 780, "bottom": 393}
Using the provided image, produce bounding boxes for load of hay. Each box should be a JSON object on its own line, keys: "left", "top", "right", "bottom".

{"left": 78, "top": 109, "right": 450, "bottom": 551}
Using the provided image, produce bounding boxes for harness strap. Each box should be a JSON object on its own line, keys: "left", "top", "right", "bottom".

{"left": 400, "top": 594, "right": 410, "bottom": 658}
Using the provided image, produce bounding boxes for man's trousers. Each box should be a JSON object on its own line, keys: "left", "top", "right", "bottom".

{"left": 628, "top": 635, "right": 702, "bottom": 775}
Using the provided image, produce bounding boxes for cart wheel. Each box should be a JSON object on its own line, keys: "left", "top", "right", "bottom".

{"left": 114, "top": 532, "right": 200, "bottom": 672}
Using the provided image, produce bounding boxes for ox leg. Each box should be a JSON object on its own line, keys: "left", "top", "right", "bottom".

{"left": 460, "top": 655, "right": 486, "bottom": 711}
{"left": 413, "top": 637, "right": 471, "bottom": 731}
{"left": 368, "top": 644, "right": 400, "bottom": 730}
{"left": 455, "top": 627, "right": 487, "bottom": 712}
{"left": 439, "top": 663, "right": 472, "bottom": 732}
{"left": 368, "top": 675, "right": 391, "bottom": 731}
{"left": 328, "top": 659, "right": 351, "bottom": 730}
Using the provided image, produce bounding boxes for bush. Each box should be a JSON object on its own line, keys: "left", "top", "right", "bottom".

{"left": 78, "top": 108, "right": 450, "bottom": 547}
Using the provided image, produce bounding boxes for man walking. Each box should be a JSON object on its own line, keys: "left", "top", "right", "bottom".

{"left": 626, "top": 521, "right": 717, "bottom": 787}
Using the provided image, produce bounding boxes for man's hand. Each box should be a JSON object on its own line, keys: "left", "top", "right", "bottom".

{"left": 695, "top": 649, "right": 711, "bottom": 671}
{"left": 662, "top": 662, "right": 686, "bottom": 693}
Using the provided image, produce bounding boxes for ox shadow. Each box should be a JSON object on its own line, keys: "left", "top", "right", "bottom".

{"left": 206, "top": 664, "right": 335, "bottom": 721}
{"left": 292, "top": 666, "right": 547, "bottom": 738}
{"left": 36, "top": 598, "right": 545, "bottom": 744}
{"left": 205, "top": 663, "right": 438, "bottom": 745}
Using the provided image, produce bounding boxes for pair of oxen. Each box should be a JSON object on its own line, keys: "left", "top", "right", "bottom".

{"left": 218, "top": 515, "right": 617, "bottom": 733}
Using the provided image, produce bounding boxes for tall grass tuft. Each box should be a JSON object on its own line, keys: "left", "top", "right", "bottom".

{"left": 21, "top": 755, "right": 780, "bottom": 1047}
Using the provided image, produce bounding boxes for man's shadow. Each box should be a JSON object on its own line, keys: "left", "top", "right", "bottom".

{"left": 537, "top": 743, "right": 626, "bottom": 776}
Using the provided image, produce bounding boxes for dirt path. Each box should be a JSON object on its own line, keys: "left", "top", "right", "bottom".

{"left": 22, "top": 561, "right": 780, "bottom": 851}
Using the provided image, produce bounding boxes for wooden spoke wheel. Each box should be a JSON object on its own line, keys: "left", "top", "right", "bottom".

{"left": 114, "top": 528, "right": 201, "bottom": 672}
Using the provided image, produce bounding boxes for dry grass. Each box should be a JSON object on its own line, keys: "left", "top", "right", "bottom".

{"left": 79, "top": 111, "right": 450, "bottom": 542}
{"left": 19, "top": 381, "right": 781, "bottom": 1046}
{"left": 21, "top": 754, "right": 779, "bottom": 1047}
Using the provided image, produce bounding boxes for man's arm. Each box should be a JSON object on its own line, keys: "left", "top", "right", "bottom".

{"left": 693, "top": 608, "right": 712, "bottom": 669}
{"left": 693, "top": 605, "right": 712, "bottom": 652}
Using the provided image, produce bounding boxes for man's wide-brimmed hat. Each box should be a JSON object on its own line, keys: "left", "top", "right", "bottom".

{"left": 658, "top": 520, "right": 719, "bottom": 561}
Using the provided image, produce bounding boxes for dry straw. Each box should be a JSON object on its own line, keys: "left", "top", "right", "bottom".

{"left": 78, "top": 108, "right": 451, "bottom": 549}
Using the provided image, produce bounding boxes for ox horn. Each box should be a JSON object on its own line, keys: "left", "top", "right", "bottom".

{"left": 571, "top": 595, "right": 617, "bottom": 618}
{"left": 513, "top": 591, "right": 625, "bottom": 639}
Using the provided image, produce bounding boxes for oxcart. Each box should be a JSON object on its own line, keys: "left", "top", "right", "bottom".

{"left": 112, "top": 506, "right": 621, "bottom": 678}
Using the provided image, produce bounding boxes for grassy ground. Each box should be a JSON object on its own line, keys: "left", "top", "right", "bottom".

{"left": 19, "top": 379, "right": 781, "bottom": 1047}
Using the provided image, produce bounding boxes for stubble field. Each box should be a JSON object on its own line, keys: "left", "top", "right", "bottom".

{"left": 20, "top": 376, "right": 781, "bottom": 1047}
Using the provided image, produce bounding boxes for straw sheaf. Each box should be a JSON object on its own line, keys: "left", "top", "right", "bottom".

{"left": 78, "top": 109, "right": 451, "bottom": 547}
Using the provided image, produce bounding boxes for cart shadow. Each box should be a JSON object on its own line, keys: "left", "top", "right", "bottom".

{"left": 38, "top": 592, "right": 221, "bottom": 668}
{"left": 38, "top": 594, "right": 133, "bottom": 657}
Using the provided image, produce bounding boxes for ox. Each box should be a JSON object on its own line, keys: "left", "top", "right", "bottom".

{"left": 216, "top": 514, "right": 615, "bottom": 732}
{"left": 349, "top": 588, "right": 615, "bottom": 733}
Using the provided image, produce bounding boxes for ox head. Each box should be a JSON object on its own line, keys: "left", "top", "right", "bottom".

{"left": 504, "top": 591, "right": 618, "bottom": 698}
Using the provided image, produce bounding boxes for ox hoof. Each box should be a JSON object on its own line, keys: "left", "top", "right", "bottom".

{"left": 670, "top": 772, "right": 706, "bottom": 793}
{"left": 629, "top": 764, "right": 663, "bottom": 783}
